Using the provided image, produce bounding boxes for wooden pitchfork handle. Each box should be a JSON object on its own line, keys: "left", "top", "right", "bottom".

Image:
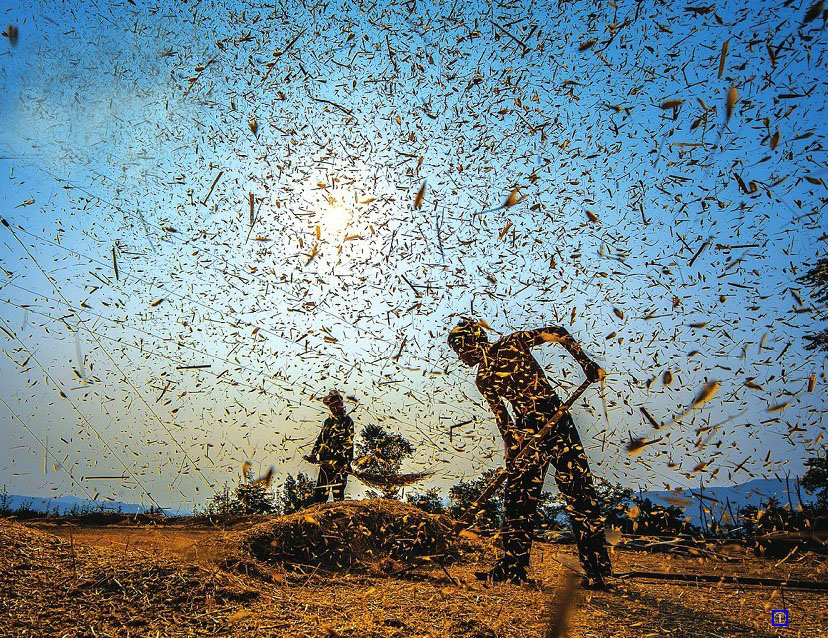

{"left": 453, "top": 378, "right": 593, "bottom": 533}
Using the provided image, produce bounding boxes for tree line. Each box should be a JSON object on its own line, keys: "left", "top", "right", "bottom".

{"left": 199, "top": 420, "right": 828, "bottom": 548}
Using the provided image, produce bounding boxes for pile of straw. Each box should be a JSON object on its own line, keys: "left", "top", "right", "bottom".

{"left": 229, "top": 498, "right": 479, "bottom": 570}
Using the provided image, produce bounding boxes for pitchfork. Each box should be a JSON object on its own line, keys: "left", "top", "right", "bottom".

{"left": 453, "top": 378, "right": 593, "bottom": 534}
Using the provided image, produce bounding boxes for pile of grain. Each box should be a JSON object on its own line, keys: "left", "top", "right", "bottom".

{"left": 229, "top": 498, "right": 480, "bottom": 570}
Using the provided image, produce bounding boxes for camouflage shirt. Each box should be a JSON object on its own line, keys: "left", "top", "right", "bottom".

{"left": 312, "top": 415, "right": 355, "bottom": 463}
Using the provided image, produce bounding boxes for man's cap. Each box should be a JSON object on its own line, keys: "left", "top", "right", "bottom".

{"left": 448, "top": 317, "right": 489, "bottom": 350}
{"left": 320, "top": 389, "right": 344, "bottom": 405}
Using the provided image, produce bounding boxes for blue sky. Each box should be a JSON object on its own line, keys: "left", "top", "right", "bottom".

{"left": 0, "top": 0, "right": 826, "bottom": 513}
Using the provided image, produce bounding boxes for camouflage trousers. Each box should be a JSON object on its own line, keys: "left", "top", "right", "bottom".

{"left": 500, "top": 396, "right": 611, "bottom": 581}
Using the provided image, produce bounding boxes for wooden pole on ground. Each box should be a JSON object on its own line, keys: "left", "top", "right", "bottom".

{"left": 615, "top": 570, "right": 828, "bottom": 592}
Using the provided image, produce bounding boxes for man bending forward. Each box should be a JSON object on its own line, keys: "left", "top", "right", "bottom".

{"left": 448, "top": 319, "right": 611, "bottom": 588}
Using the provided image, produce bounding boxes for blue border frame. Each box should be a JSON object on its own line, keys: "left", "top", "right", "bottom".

{"left": 771, "top": 610, "right": 789, "bottom": 627}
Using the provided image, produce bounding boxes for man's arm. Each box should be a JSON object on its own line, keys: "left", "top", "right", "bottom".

{"left": 517, "top": 326, "right": 605, "bottom": 382}
{"left": 477, "top": 380, "right": 520, "bottom": 462}
{"left": 309, "top": 420, "right": 328, "bottom": 458}
{"left": 345, "top": 416, "right": 356, "bottom": 459}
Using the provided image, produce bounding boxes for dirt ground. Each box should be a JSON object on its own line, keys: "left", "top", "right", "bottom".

{"left": 2, "top": 517, "right": 826, "bottom": 638}
{"left": 43, "top": 524, "right": 225, "bottom": 563}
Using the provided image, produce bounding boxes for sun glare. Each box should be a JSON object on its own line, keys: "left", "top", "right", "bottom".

{"left": 321, "top": 194, "right": 353, "bottom": 235}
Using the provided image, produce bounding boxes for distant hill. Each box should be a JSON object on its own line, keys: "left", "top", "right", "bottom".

{"left": 644, "top": 477, "right": 817, "bottom": 527}
{"left": 1, "top": 493, "right": 147, "bottom": 515}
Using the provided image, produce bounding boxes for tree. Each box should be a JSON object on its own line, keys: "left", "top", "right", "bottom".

{"left": 201, "top": 484, "right": 242, "bottom": 517}
{"left": 539, "top": 480, "right": 701, "bottom": 536}
{"left": 739, "top": 504, "right": 761, "bottom": 537}
{"left": 407, "top": 487, "right": 447, "bottom": 514}
{"left": 354, "top": 423, "right": 415, "bottom": 498}
{"left": 798, "top": 257, "right": 828, "bottom": 350}
{"left": 630, "top": 498, "right": 697, "bottom": 536}
{"left": 232, "top": 469, "right": 278, "bottom": 515}
{"left": 444, "top": 479, "right": 562, "bottom": 536}
{"left": 200, "top": 470, "right": 278, "bottom": 517}
{"left": 592, "top": 480, "right": 635, "bottom": 529}
{"left": 448, "top": 470, "right": 504, "bottom": 531}
{"left": 735, "top": 466, "right": 828, "bottom": 555}
{"left": 234, "top": 469, "right": 278, "bottom": 514}
{"left": 278, "top": 472, "right": 317, "bottom": 514}
{"left": 739, "top": 495, "right": 816, "bottom": 557}
{"left": 535, "top": 490, "right": 566, "bottom": 533}
{"left": 802, "top": 453, "right": 828, "bottom": 509}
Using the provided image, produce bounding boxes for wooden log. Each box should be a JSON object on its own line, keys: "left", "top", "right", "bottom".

{"left": 615, "top": 570, "right": 828, "bottom": 592}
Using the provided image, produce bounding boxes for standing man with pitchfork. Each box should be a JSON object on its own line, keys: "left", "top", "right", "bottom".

{"left": 448, "top": 318, "right": 611, "bottom": 588}
{"left": 305, "top": 390, "right": 355, "bottom": 503}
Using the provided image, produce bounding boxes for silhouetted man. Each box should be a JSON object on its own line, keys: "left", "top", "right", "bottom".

{"left": 306, "top": 390, "right": 355, "bottom": 503}
{"left": 448, "top": 319, "right": 611, "bottom": 588}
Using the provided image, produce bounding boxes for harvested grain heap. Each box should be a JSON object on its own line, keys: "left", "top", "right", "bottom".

{"left": 231, "top": 499, "right": 478, "bottom": 569}
{"left": 0, "top": 519, "right": 257, "bottom": 636}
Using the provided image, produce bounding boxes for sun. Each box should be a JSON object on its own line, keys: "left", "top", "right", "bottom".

{"left": 321, "top": 193, "right": 353, "bottom": 235}
{"left": 300, "top": 171, "right": 373, "bottom": 241}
